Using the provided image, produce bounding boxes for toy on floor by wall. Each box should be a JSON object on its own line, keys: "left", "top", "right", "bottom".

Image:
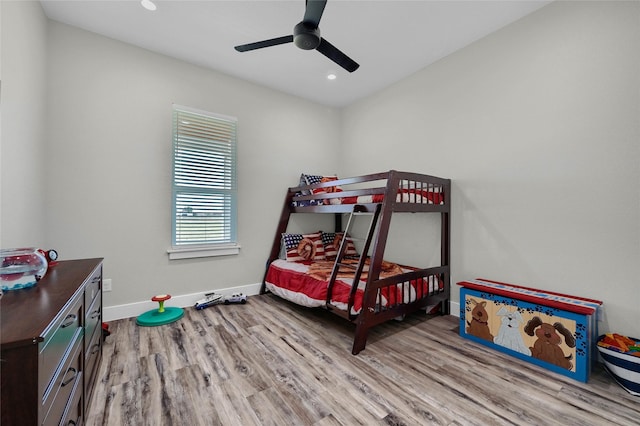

{"left": 223, "top": 293, "right": 247, "bottom": 304}
{"left": 102, "top": 322, "right": 111, "bottom": 341}
{"left": 598, "top": 333, "right": 639, "bottom": 354}
{"left": 195, "top": 292, "right": 248, "bottom": 310}
{"left": 597, "top": 334, "right": 640, "bottom": 396}
{"left": 136, "top": 294, "right": 184, "bottom": 326}
{"left": 195, "top": 292, "right": 223, "bottom": 310}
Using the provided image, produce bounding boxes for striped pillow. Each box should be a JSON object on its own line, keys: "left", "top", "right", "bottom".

{"left": 299, "top": 174, "right": 343, "bottom": 205}
{"left": 321, "top": 232, "right": 358, "bottom": 259}
{"left": 282, "top": 232, "right": 325, "bottom": 262}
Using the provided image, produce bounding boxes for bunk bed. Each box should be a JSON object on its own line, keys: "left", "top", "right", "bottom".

{"left": 261, "top": 170, "right": 451, "bottom": 355}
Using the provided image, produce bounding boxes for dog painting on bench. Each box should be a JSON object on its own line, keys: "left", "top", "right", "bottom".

{"left": 524, "top": 316, "right": 575, "bottom": 370}
{"left": 493, "top": 306, "right": 531, "bottom": 356}
{"left": 466, "top": 298, "right": 494, "bottom": 342}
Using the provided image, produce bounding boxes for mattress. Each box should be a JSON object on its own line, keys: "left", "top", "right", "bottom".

{"left": 264, "top": 258, "right": 442, "bottom": 315}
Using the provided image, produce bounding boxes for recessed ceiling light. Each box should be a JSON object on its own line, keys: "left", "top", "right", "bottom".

{"left": 141, "top": 0, "right": 157, "bottom": 11}
{"left": 327, "top": 73, "right": 337, "bottom": 81}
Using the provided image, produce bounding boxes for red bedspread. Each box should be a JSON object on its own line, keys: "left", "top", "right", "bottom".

{"left": 265, "top": 259, "right": 441, "bottom": 314}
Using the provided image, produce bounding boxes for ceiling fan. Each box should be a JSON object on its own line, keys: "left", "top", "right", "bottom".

{"left": 234, "top": 0, "right": 359, "bottom": 73}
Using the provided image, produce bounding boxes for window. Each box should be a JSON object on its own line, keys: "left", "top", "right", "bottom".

{"left": 169, "top": 105, "right": 239, "bottom": 259}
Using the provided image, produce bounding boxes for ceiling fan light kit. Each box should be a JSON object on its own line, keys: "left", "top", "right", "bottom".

{"left": 234, "top": 0, "right": 359, "bottom": 73}
{"left": 140, "top": 0, "right": 157, "bottom": 12}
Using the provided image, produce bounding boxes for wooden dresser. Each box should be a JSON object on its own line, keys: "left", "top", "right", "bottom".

{"left": 1, "top": 258, "right": 103, "bottom": 426}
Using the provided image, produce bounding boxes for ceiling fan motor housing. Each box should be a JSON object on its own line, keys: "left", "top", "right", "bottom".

{"left": 293, "top": 22, "right": 321, "bottom": 50}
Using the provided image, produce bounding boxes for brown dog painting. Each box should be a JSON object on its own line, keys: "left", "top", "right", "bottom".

{"left": 524, "top": 316, "right": 575, "bottom": 370}
{"left": 466, "top": 299, "right": 494, "bottom": 342}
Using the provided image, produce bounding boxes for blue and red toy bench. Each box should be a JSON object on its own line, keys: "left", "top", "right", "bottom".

{"left": 458, "top": 278, "right": 602, "bottom": 382}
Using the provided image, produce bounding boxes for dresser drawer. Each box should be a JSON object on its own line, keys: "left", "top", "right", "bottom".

{"left": 83, "top": 330, "right": 102, "bottom": 416}
{"left": 39, "top": 293, "right": 84, "bottom": 392}
{"left": 84, "top": 316, "right": 102, "bottom": 390}
{"left": 41, "top": 330, "right": 83, "bottom": 426}
{"left": 59, "top": 371, "right": 83, "bottom": 426}
{"left": 84, "top": 293, "right": 102, "bottom": 353}
{"left": 84, "top": 267, "right": 102, "bottom": 308}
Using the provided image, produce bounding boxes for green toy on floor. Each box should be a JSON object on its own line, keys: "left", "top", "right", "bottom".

{"left": 136, "top": 294, "right": 184, "bottom": 326}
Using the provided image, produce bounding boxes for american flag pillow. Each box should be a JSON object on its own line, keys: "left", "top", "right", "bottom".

{"left": 298, "top": 174, "right": 343, "bottom": 205}
{"left": 321, "top": 231, "right": 358, "bottom": 259}
{"left": 301, "top": 173, "right": 324, "bottom": 188}
{"left": 311, "top": 176, "right": 343, "bottom": 205}
{"left": 282, "top": 232, "right": 326, "bottom": 262}
{"left": 293, "top": 174, "right": 323, "bottom": 207}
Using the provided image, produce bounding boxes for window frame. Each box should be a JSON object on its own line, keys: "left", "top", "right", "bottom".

{"left": 167, "top": 104, "right": 240, "bottom": 260}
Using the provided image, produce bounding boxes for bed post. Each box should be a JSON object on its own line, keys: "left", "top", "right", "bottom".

{"left": 261, "top": 188, "right": 295, "bottom": 294}
{"left": 440, "top": 179, "right": 451, "bottom": 314}
{"left": 334, "top": 213, "right": 342, "bottom": 232}
{"left": 352, "top": 322, "right": 369, "bottom": 355}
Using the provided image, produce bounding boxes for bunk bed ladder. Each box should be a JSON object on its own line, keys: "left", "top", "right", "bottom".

{"left": 326, "top": 204, "right": 382, "bottom": 316}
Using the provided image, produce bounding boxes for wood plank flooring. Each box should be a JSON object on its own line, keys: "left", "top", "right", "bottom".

{"left": 86, "top": 294, "right": 639, "bottom": 425}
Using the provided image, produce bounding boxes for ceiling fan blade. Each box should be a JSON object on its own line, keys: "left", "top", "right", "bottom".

{"left": 235, "top": 35, "right": 294, "bottom": 52}
{"left": 316, "top": 38, "right": 359, "bottom": 73}
{"left": 303, "top": 0, "right": 327, "bottom": 27}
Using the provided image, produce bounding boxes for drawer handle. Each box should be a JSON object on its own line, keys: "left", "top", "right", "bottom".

{"left": 91, "top": 343, "right": 101, "bottom": 355}
{"left": 61, "top": 367, "right": 77, "bottom": 386}
{"left": 61, "top": 314, "right": 77, "bottom": 328}
{"left": 90, "top": 309, "right": 101, "bottom": 319}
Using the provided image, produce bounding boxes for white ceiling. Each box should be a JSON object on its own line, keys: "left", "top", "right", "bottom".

{"left": 40, "top": 0, "right": 550, "bottom": 107}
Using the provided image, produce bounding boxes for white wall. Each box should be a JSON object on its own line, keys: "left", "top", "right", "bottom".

{"left": 341, "top": 1, "right": 640, "bottom": 337}
{"left": 44, "top": 22, "right": 340, "bottom": 307}
{"left": 3, "top": 1, "right": 638, "bottom": 339}
{"left": 0, "top": 1, "right": 48, "bottom": 248}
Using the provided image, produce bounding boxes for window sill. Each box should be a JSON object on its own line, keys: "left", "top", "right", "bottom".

{"left": 167, "top": 243, "right": 241, "bottom": 260}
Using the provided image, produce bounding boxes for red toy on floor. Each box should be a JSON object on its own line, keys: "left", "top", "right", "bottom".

{"left": 102, "top": 322, "right": 111, "bottom": 341}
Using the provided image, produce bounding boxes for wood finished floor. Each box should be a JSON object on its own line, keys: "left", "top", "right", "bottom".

{"left": 87, "top": 294, "right": 639, "bottom": 426}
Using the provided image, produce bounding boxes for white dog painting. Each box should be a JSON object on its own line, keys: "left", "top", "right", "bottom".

{"left": 494, "top": 306, "right": 531, "bottom": 356}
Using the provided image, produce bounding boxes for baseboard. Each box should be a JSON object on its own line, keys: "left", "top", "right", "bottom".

{"left": 104, "top": 285, "right": 461, "bottom": 322}
{"left": 449, "top": 300, "right": 460, "bottom": 317}
{"left": 103, "top": 282, "right": 262, "bottom": 322}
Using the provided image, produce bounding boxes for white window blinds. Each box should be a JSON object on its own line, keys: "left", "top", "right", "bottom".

{"left": 172, "top": 105, "right": 237, "bottom": 248}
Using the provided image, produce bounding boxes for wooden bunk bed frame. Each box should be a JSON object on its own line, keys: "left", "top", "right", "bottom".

{"left": 261, "top": 170, "right": 451, "bottom": 354}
